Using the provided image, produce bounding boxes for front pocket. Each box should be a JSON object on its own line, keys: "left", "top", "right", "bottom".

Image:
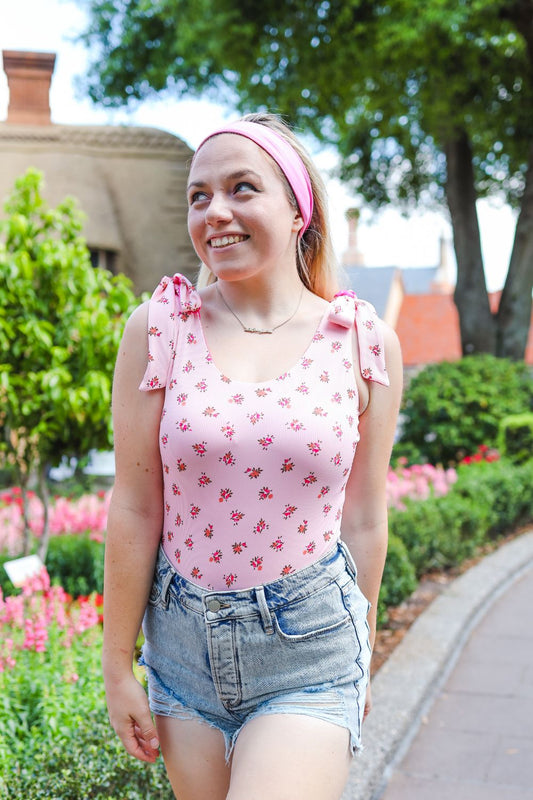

{"left": 273, "top": 612, "right": 351, "bottom": 642}
{"left": 272, "top": 581, "right": 351, "bottom": 642}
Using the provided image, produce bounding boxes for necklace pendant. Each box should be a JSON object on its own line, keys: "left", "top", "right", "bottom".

{"left": 215, "top": 282, "right": 304, "bottom": 336}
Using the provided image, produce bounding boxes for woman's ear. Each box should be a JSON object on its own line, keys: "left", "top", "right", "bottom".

{"left": 292, "top": 213, "right": 304, "bottom": 234}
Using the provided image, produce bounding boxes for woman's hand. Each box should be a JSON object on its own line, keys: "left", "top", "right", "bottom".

{"left": 105, "top": 671, "right": 160, "bottom": 763}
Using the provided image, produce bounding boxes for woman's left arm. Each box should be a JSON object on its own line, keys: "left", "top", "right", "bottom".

{"left": 341, "top": 323, "right": 403, "bottom": 710}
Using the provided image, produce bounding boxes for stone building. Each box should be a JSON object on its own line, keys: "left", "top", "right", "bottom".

{"left": 0, "top": 49, "right": 199, "bottom": 293}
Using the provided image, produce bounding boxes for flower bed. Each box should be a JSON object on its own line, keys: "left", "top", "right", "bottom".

{"left": 0, "top": 567, "right": 101, "bottom": 673}
{"left": 0, "top": 464, "right": 458, "bottom": 559}
{"left": 0, "top": 488, "right": 110, "bottom": 555}
{"left": 386, "top": 461, "right": 457, "bottom": 510}
{"left": 0, "top": 567, "right": 171, "bottom": 799}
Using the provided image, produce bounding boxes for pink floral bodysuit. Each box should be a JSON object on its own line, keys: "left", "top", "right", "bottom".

{"left": 140, "top": 273, "right": 389, "bottom": 591}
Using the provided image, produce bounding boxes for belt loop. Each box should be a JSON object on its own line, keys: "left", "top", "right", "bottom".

{"left": 255, "top": 586, "right": 274, "bottom": 635}
{"left": 339, "top": 540, "right": 357, "bottom": 581}
{"left": 160, "top": 567, "right": 174, "bottom": 607}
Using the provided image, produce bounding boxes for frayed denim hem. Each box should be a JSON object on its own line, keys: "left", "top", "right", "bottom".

{"left": 141, "top": 656, "right": 364, "bottom": 763}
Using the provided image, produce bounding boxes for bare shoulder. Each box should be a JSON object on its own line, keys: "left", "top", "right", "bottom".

{"left": 381, "top": 318, "right": 401, "bottom": 355}
{"left": 112, "top": 297, "right": 164, "bottom": 455}
{"left": 115, "top": 301, "right": 150, "bottom": 377}
{"left": 123, "top": 300, "right": 149, "bottom": 336}
{"left": 380, "top": 319, "right": 403, "bottom": 388}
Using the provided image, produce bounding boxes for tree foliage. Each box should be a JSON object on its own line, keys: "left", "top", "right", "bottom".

{"left": 0, "top": 169, "right": 139, "bottom": 558}
{"left": 79, "top": 0, "right": 533, "bottom": 358}
{"left": 79, "top": 0, "right": 529, "bottom": 203}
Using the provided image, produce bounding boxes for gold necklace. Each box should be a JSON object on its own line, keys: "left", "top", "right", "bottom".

{"left": 215, "top": 283, "right": 305, "bottom": 335}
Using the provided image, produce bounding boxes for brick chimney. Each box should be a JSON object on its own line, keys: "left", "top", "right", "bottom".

{"left": 342, "top": 207, "right": 365, "bottom": 267}
{"left": 2, "top": 50, "right": 56, "bottom": 125}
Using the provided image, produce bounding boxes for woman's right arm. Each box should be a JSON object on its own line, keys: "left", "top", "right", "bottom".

{"left": 102, "top": 301, "right": 165, "bottom": 763}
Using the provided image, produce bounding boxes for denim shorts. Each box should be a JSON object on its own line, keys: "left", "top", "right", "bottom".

{"left": 140, "top": 540, "right": 371, "bottom": 760}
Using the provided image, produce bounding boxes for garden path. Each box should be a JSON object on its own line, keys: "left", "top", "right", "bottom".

{"left": 341, "top": 527, "right": 533, "bottom": 800}
{"left": 378, "top": 562, "right": 533, "bottom": 799}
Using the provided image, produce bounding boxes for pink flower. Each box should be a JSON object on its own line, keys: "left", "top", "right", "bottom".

{"left": 1, "top": 567, "right": 101, "bottom": 672}
{"left": 22, "top": 615, "right": 48, "bottom": 652}
{"left": 0, "top": 488, "right": 112, "bottom": 554}
{"left": 386, "top": 463, "right": 458, "bottom": 509}
{"left": 22, "top": 567, "right": 50, "bottom": 597}
{"left": 72, "top": 601, "right": 99, "bottom": 635}
{"left": 0, "top": 637, "right": 16, "bottom": 671}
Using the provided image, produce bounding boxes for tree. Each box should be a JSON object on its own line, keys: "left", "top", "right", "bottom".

{"left": 79, "top": 0, "right": 533, "bottom": 359}
{"left": 0, "top": 169, "right": 139, "bottom": 560}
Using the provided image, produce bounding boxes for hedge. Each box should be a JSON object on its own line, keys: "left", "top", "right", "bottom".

{"left": 498, "top": 412, "right": 533, "bottom": 465}
{"left": 1, "top": 709, "right": 173, "bottom": 800}
{"left": 378, "top": 458, "right": 533, "bottom": 623}
{"left": 395, "top": 355, "right": 532, "bottom": 465}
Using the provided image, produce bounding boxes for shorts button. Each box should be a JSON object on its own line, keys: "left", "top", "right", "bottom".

{"left": 207, "top": 598, "right": 222, "bottom": 612}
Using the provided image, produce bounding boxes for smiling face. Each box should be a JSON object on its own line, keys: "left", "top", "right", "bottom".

{"left": 187, "top": 134, "right": 303, "bottom": 284}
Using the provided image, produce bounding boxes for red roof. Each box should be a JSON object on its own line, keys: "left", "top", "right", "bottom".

{"left": 396, "top": 294, "right": 461, "bottom": 366}
{"left": 396, "top": 292, "right": 533, "bottom": 366}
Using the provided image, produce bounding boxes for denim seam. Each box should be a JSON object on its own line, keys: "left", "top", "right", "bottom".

{"left": 207, "top": 618, "right": 243, "bottom": 711}
{"left": 272, "top": 613, "right": 352, "bottom": 643}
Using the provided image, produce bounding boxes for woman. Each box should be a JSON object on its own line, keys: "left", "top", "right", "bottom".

{"left": 103, "top": 113, "right": 403, "bottom": 800}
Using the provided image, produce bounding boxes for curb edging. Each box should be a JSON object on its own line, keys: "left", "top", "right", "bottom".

{"left": 341, "top": 529, "right": 533, "bottom": 800}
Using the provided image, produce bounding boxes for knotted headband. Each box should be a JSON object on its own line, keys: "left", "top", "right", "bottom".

{"left": 195, "top": 120, "right": 314, "bottom": 237}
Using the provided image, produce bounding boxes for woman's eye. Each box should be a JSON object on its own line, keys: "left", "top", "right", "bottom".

{"left": 234, "top": 182, "right": 257, "bottom": 194}
{"left": 189, "top": 191, "right": 209, "bottom": 204}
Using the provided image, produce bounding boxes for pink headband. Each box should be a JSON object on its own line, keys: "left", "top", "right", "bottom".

{"left": 196, "top": 120, "right": 314, "bottom": 236}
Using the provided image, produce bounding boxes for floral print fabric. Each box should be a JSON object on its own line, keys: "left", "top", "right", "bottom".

{"left": 140, "top": 274, "right": 389, "bottom": 590}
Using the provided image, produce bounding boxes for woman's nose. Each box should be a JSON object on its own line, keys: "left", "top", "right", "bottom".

{"left": 204, "top": 193, "right": 233, "bottom": 225}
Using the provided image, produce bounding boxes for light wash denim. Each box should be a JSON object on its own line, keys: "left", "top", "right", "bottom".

{"left": 140, "top": 540, "right": 371, "bottom": 759}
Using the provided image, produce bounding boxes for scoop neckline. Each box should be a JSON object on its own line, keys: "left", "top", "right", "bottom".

{"left": 195, "top": 302, "right": 333, "bottom": 386}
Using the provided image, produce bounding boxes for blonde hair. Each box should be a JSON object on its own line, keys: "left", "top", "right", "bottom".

{"left": 195, "top": 113, "right": 339, "bottom": 300}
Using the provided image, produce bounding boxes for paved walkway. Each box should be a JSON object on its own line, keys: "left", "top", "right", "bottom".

{"left": 378, "top": 563, "right": 533, "bottom": 800}
{"left": 341, "top": 530, "right": 533, "bottom": 800}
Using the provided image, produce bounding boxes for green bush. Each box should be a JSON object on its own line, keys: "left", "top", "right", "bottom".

{"left": 378, "top": 533, "right": 417, "bottom": 626}
{"left": 0, "top": 556, "right": 15, "bottom": 597}
{"left": 498, "top": 413, "right": 533, "bottom": 464}
{"left": 1, "top": 709, "right": 173, "bottom": 800}
{"left": 387, "top": 458, "right": 533, "bottom": 584}
{"left": 453, "top": 458, "right": 533, "bottom": 536}
{"left": 388, "top": 493, "right": 489, "bottom": 578}
{"left": 1, "top": 535, "right": 105, "bottom": 599}
{"left": 398, "top": 355, "right": 533, "bottom": 465}
{"left": 45, "top": 534, "right": 105, "bottom": 597}
{"left": 390, "top": 439, "right": 428, "bottom": 466}
{"left": 0, "top": 465, "right": 17, "bottom": 490}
